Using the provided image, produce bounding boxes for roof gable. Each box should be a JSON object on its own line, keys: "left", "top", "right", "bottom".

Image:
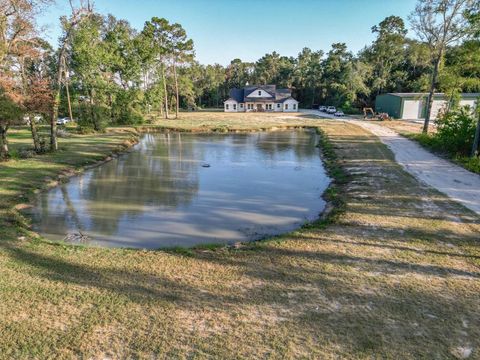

{"left": 245, "top": 87, "right": 275, "bottom": 99}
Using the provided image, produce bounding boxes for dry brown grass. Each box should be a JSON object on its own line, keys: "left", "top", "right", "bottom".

{"left": 374, "top": 119, "right": 437, "bottom": 135}
{"left": 0, "top": 113, "right": 479, "bottom": 359}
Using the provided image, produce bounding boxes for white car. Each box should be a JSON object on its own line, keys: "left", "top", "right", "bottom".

{"left": 56, "top": 117, "right": 70, "bottom": 125}
{"left": 334, "top": 111, "right": 345, "bottom": 117}
{"left": 319, "top": 106, "right": 327, "bottom": 112}
{"left": 326, "top": 106, "right": 336, "bottom": 114}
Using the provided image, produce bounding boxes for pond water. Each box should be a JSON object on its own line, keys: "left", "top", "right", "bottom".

{"left": 28, "top": 130, "right": 331, "bottom": 249}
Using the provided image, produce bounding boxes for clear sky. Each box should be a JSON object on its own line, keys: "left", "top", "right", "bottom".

{"left": 39, "top": 0, "right": 419, "bottom": 65}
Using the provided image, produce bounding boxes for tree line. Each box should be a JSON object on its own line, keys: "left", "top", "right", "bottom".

{"left": 0, "top": 0, "right": 479, "bottom": 160}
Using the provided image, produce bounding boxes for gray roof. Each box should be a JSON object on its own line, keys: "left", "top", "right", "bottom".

{"left": 226, "top": 85, "right": 296, "bottom": 103}
{"left": 228, "top": 88, "right": 244, "bottom": 102}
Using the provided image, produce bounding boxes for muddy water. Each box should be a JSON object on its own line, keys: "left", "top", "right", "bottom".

{"left": 28, "top": 130, "right": 331, "bottom": 248}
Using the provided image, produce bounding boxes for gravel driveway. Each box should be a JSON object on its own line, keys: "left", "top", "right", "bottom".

{"left": 302, "top": 109, "right": 480, "bottom": 215}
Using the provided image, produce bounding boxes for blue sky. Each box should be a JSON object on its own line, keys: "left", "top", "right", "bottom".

{"left": 39, "top": 0, "right": 418, "bottom": 65}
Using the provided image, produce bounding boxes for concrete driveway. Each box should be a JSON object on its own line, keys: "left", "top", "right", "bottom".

{"left": 301, "top": 109, "right": 480, "bottom": 215}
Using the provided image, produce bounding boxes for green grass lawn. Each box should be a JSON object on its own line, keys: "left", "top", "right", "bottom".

{"left": 1, "top": 113, "right": 479, "bottom": 358}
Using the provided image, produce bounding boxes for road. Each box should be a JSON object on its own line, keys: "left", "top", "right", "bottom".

{"left": 301, "top": 109, "right": 480, "bottom": 215}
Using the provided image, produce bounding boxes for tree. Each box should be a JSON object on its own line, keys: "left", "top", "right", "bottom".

{"left": 466, "top": 3, "right": 480, "bottom": 156}
{"left": 50, "top": 0, "right": 92, "bottom": 149}
{"left": 141, "top": 17, "right": 172, "bottom": 119}
{"left": 360, "top": 16, "right": 408, "bottom": 100}
{"left": 0, "top": 83, "right": 22, "bottom": 160}
{"left": 253, "top": 51, "right": 294, "bottom": 88}
{"left": 0, "top": 0, "right": 51, "bottom": 159}
{"left": 22, "top": 39, "right": 54, "bottom": 152}
{"left": 225, "top": 58, "right": 254, "bottom": 89}
{"left": 294, "top": 48, "right": 323, "bottom": 107}
{"left": 410, "top": 0, "right": 474, "bottom": 133}
{"left": 167, "top": 23, "right": 194, "bottom": 118}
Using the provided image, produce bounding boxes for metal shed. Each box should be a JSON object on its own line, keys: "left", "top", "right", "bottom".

{"left": 375, "top": 93, "right": 479, "bottom": 120}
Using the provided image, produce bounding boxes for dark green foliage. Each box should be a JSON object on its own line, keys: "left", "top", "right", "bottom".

{"left": 111, "top": 90, "right": 145, "bottom": 125}
{"left": 435, "top": 108, "right": 477, "bottom": 156}
{"left": 77, "top": 103, "right": 109, "bottom": 132}
{"left": 407, "top": 107, "right": 480, "bottom": 174}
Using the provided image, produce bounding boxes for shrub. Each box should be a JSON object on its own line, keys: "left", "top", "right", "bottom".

{"left": 77, "top": 103, "right": 109, "bottom": 132}
{"left": 434, "top": 108, "right": 477, "bottom": 156}
{"left": 11, "top": 147, "right": 36, "bottom": 159}
{"left": 111, "top": 89, "right": 145, "bottom": 125}
{"left": 455, "top": 156, "right": 480, "bottom": 174}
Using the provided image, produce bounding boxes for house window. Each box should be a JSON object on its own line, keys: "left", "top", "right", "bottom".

{"left": 277, "top": 103, "right": 281, "bottom": 108}
{"left": 240, "top": 103, "right": 244, "bottom": 108}
{"left": 226, "top": 104, "right": 229, "bottom": 110}
{"left": 233, "top": 104, "right": 237, "bottom": 110}
{"left": 285, "top": 104, "right": 289, "bottom": 110}
{"left": 258, "top": 91, "right": 261, "bottom": 96}
{"left": 293, "top": 104, "right": 297, "bottom": 110}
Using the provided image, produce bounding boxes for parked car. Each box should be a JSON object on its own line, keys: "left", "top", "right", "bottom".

{"left": 319, "top": 105, "right": 327, "bottom": 112}
{"left": 334, "top": 110, "right": 345, "bottom": 117}
{"left": 326, "top": 106, "right": 336, "bottom": 114}
{"left": 56, "top": 117, "right": 70, "bottom": 125}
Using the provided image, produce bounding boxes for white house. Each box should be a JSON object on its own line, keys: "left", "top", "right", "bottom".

{"left": 224, "top": 85, "right": 299, "bottom": 113}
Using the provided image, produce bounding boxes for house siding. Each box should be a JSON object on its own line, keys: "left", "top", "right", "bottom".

{"left": 283, "top": 99, "right": 299, "bottom": 112}
{"left": 224, "top": 99, "right": 238, "bottom": 112}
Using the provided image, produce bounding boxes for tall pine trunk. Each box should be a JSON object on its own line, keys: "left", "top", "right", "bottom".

{"left": 162, "top": 64, "right": 169, "bottom": 119}
{"left": 173, "top": 62, "right": 179, "bottom": 119}
{"left": 423, "top": 52, "right": 442, "bottom": 134}
{"left": 50, "top": 52, "right": 65, "bottom": 151}
{"left": 0, "top": 125, "right": 9, "bottom": 160}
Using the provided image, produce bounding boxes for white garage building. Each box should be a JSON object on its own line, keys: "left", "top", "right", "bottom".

{"left": 375, "top": 93, "right": 479, "bottom": 120}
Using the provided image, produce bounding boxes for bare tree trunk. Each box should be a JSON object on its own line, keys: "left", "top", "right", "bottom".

{"left": 471, "top": 114, "right": 480, "bottom": 157}
{"left": 63, "top": 57, "right": 74, "bottom": 122}
{"left": 173, "top": 62, "right": 179, "bottom": 119}
{"left": 50, "top": 51, "right": 65, "bottom": 151}
{"left": 30, "top": 117, "right": 41, "bottom": 153}
{"left": 0, "top": 124, "right": 9, "bottom": 160}
{"left": 423, "top": 53, "right": 442, "bottom": 134}
{"left": 162, "top": 64, "right": 169, "bottom": 119}
{"left": 65, "top": 77, "right": 74, "bottom": 122}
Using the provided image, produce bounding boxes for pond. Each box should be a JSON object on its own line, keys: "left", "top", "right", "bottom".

{"left": 27, "top": 130, "right": 331, "bottom": 249}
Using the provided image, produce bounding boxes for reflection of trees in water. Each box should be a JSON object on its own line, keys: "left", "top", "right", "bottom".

{"left": 33, "top": 130, "right": 319, "bottom": 240}
{"left": 254, "top": 130, "right": 318, "bottom": 160}
{"left": 81, "top": 133, "right": 200, "bottom": 235}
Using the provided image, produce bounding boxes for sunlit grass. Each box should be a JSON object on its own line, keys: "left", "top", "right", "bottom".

{"left": 0, "top": 113, "right": 479, "bottom": 358}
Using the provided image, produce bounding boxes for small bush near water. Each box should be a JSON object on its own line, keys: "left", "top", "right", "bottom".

{"left": 408, "top": 107, "right": 480, "bottom": 174}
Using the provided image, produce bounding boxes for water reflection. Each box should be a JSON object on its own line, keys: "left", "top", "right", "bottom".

{"left": 28, "top": 130, "right": 331, "bottom": 248}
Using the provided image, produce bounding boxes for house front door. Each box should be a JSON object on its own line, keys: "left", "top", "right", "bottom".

{"left": 256, "top": 104, "right": 263, "bottom": 111}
